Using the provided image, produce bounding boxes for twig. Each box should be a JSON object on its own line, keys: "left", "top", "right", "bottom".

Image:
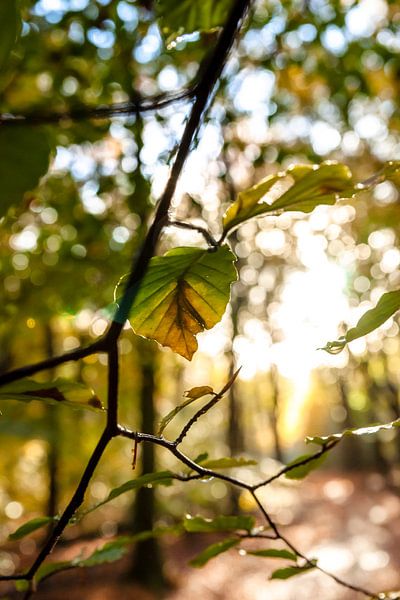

{"left": 0, "top": 88, "right": 195, "bottom": 127}
{"left": 167, "top": 220, "right": 218, "bottom": 248}
{"left": 0, "top": 339, "right": 105, "bottom": 386}
{"left": 252, "top": 439, "right": 339, "bottom": 490}
{"left": 174, "top": 368, "right": 241, "bottom": 445}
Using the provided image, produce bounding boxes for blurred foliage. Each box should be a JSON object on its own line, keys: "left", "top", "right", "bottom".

{"left": 1, "top": 0, "right": 400, "bottom": 589}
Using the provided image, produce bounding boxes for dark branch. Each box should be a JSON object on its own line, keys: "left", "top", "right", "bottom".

{"left": 168, "top": 220, "right": 218, "bottom": 248}
{"left": 0, "top": 88, "right": 195, "bottom": 127}
{"left": 252, "top": 440, "right": 339, "bottom": 490}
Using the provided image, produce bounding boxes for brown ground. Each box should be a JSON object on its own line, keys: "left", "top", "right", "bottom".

{"left": 1, "top": 471, "right": 400, "bottom": 600}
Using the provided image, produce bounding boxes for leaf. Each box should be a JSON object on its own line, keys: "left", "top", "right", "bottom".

{"left": 36, "top": 561, "right": 73, "bottom": 583}
{"left": 158, "top": 386, "right": 215, "bottom": 435}
{"left": 247, "top": 549, "right": 298, "bottom": 561}
{"left": 155, "top": 0, "right": 233, "bottom": 44}
{"left": 0, "top": 379, "right": 103, "bottom": 411}
{"left": 128, "top": 246, "right": 237, "bottom": 360}
{"left": 189, "top": 537, "right": 239, "bottom": 567}
{"left": 184, "top": 386, "right": 215, "bottom": 400}
{"left": 84, "top": 471, "right": 174, "bottom": 514}
{"left": 306, "top": 419, "right": 400, "bottom": 447}
{"left": 284, "top": 453, "right": 328, "bottom": 480}
{"left": 184, "top": 514, "right": 255, "bottom": 533}
{"left": 270, "top": 563, "right": 316, "bottom": 580}
{"left": 0, "top": 0, "right": 20, "bottom": 72}
{"left": 322, "top": 290, "right": 400, "bottom": 354}
{"left": 9, "top": 516, "right": 57, "bottom": 541}
{"left": 199, "top": 457, "right": 257, "bottom": 469}
{"left": 78, "top": 539, "right": 128, "bottom": 567}
{"left": 0, "top": 126, "right": 51, "bottom": 217}
{"left": 223, "top": 162, "right": 353, "bottom": 236}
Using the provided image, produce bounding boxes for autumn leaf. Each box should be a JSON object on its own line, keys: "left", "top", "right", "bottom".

{"left": 129, "top": 246, "right": 237, "bottom": 360}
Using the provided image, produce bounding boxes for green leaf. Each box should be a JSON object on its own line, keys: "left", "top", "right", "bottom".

{"left": 284, "top": 453, "right": 328, "bottom": 480}
{"left": 270, "top": 563, "right": 316, "bottom": 580}
{"left": 84, "top": 471, "right": 174, "bottom": 514}
{"left": 0, "top": 0, "right": 20, "bottom": 72}
{"left": 0, "top": 379, "right": 103, "bottom": 411}
{"left": 36, "top": 561, "right": 73, "bottom": 583}
{"left": 306, "top": 419, "right": 400, "bottom": 447}
{"left": 78, "top": 539, "right": 128, "bottom": 567}
{"left": 199, "top": 457, "right": 257, "bottom": 469}
{"left": 14, "top": 580, "right": 30, "bottom": 592}
{"left": 128, "top": 246, "right": 237, "bottom": 360}
{"left": 0, "top": 126, "right": 51, "bottom": 217}
{"left": 184, "top": 514, "right": 255, "bottom": 533}
{"left": 322, "top": 290, "right": 400, "bottom": 354}
{"left": 9, "top": 516, "right": 57, "bottom": 541}
{"left": 223, "top": 162, "right": 353, "bottom": 236}
{"left": 155, "top": 0, "right": 233, "bottom": 44}
{"left": 158, "top": 386, "right": 215, "bottom": 435}
{"left": 190, "top": 537, "right": 239, "bottom": 567}
{"left": 247, "top": 549, "right": 298, "bottom": 561}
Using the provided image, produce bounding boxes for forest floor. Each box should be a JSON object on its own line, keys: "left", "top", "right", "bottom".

{"left": 2, "top": 470, "right": 400, "bottom": 600}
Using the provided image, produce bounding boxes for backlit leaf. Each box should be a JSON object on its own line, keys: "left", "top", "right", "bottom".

{"left": 9, "top": 516, "right": 57, "bottom": 541}
{"left": 189, "top": 537, "right": 239, "bottom": 567}
{"left": 284, "top": 452, "right": 328, "bottom": 480}
{"left": 129, "top": 246, "right": 237, "bottom": 360}
{"left": 184, "top": 514, "right": 254, "bottom": 533}
{"left": 322, "top": 290, "right": 400, "bottom": 354}
{"left": 306, "top": 419, "right": 400, "bottom": 447}
{"left": 270, "top": 563, "right": 316, "bottom": 580}
{"left": 84, "top": 471, "right": 174, "bottom": 514}
{"left": 155, "top": 0, "right": 233, "bottom": 43}
{"left": 0, "top": 126, "right": 51, "bottom": 216}
{"left": 247, "top": 549, "right": 298, "bottom": 561}
{"left": 158, "top": 386, "right": 215, "bottom": 435}
{"left": 0, "top": 379, "right": 103, "bottom": 411}
{"left": 199, "top": 457, "right": 257, "bottom": 469}
{"left": 0, "top": 0, "right": 20, "bottom": 72}
{"left": 223, "top": 162, "right": 353, "bottom": 236}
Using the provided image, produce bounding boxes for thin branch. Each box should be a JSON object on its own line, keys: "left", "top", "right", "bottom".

{"left": 251, "top": 439, "right": 339, "bottom": 490}
{"left": 106, "top": 0, "right": 251, "bottom": 340}
{"left": 167, "top": 220, "right": 218, "bottom": 248}
{"left": 0, "top": 87, "right": 195, "bottom": 127}
{"left": 175, "top": 368, "right": 241, "bottom": 445}
{"left": 118, "top": 426, "right": 252, "bottom": 490}
{"left": 107, "top": 343, "right": 119, "bottom": 430}
{"left": 0, "top": 338, "right": 105, "bottom": 386}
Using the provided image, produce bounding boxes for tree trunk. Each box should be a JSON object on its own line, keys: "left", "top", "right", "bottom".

{"left": 44, "top": 322, "right": 60, "bottom": 518}
{"left": 130, "top": 342, "right": 167, "bottom": 589}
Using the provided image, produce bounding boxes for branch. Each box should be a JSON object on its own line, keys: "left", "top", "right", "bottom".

{"left": 251, "top": 439, "right": 339, "bottom": 490}
{"left": 168, "top": 220, "right": 218, "bottom": 248}
{"left": 106, "top": 0, "right": 251, "bottom": 339}
{"left": 0, "top": 88, "right": 195, "bottom": 126}
{"left": 174, "top": 368, "right": 241, "bottom": 445}
{"left": 0, "top": 338, "right": 105, "bottom": 386}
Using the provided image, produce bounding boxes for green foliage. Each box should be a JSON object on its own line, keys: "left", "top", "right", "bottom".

{"left": 84, "top": 471, "right": 174, "bottom": 514}
{"left": 0, "top": 378, "right": 103, "bottom": 411}
{"left": 184, "top": 514, "right": 255, "bottom": 533}
{"left": 0, "top": 0, "right": 20, "bottom": 72}
{"left": 284, "top": 453, "right": 328, "bottom": 480}
{"left": 323, "top": 290, "right": 400, "bottom": 354}
{"left": 189, "top": 537, "right": 239, "bottom": 567}
{"left": 9, "top": 516, "right": 57, "bottom": 541}
{"left": 129, "top": 246, "right": 237, "bottom": 360}
{"left": 156, "top": 0, "right": 233, "bottom": 43}
{"left": 198, "top": 456, "right": 257, "bottom": 469}
{"left": 0, "top": 126, "right": 51, "bottom": 217}
{"left": 223, "top": 162, "right": 353, "bottom": 236}
{"left": 306, "top": 420, "right": 400, "bottom": 447}
{"left": 247, "top": 549, "right": 298, "bottom": 561}
{"left": 270, "top": 562, "right": 317, "bottom": 580}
